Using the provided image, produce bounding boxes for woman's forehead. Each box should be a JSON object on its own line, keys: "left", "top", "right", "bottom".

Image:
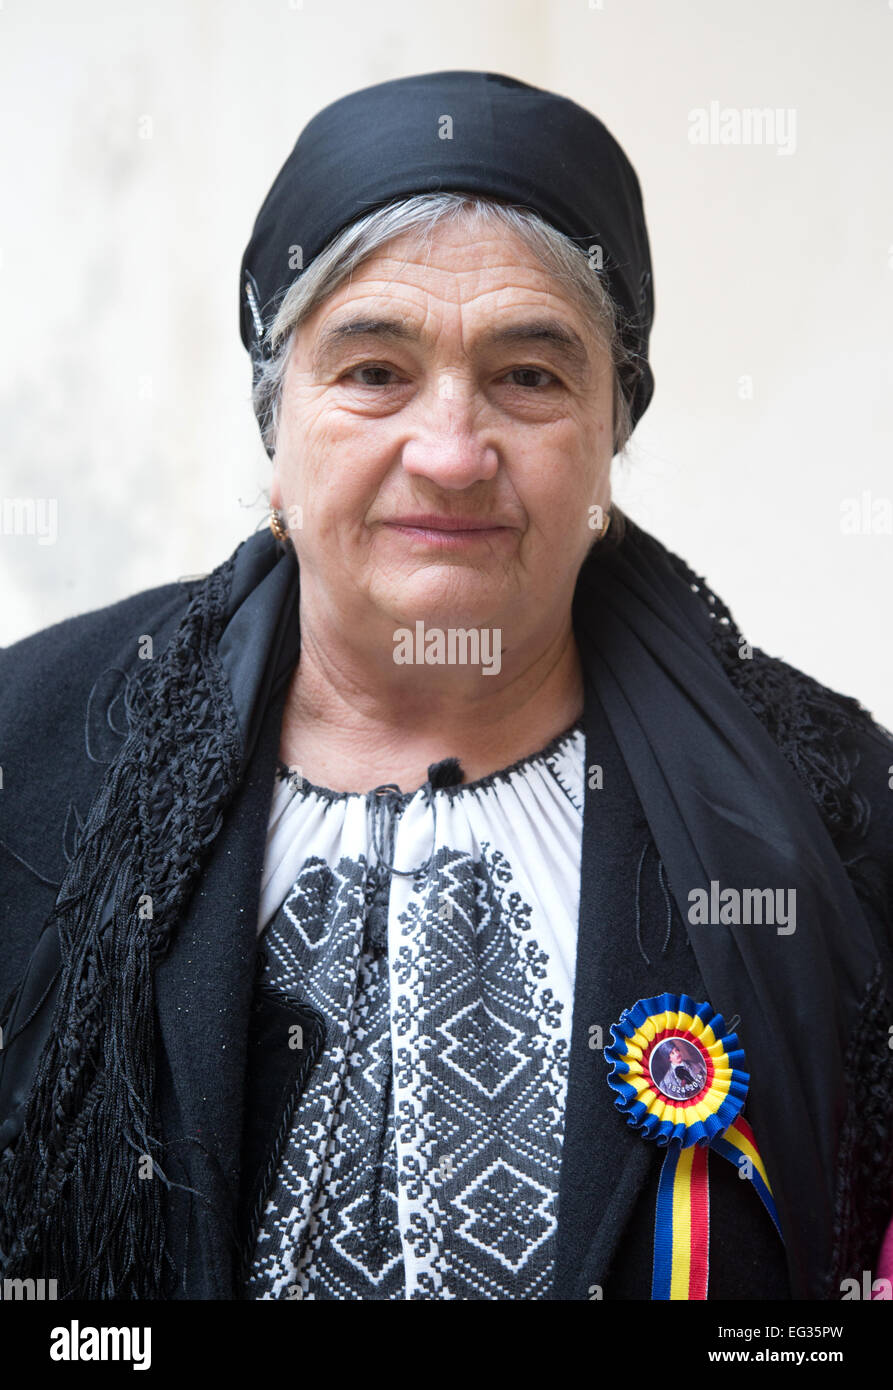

{"left": 297, "top": 232, "right": 599, "bottom": 357}
{"left": 316, "top": 224, "right": 578, "bottom": 304}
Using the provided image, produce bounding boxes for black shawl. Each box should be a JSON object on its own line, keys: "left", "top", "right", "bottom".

{"left": 1, "top": 515, "right": 892, "bottom": 1299}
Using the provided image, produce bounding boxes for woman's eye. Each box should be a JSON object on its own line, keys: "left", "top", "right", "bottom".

{"left": 504, "top": 367, "right": 558, "bottom": 389}
{"left": 342, "top": 364, "right": 559, "bottom": 390}
{"left": 345, "top": 364, "right": 400, "bottom": 387}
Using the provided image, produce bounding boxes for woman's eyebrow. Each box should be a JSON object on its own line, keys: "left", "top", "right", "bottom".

{"left": 310, "top": 316, "right": 415, "bottom": 371}
{"left": 479, "top": 318, "right": 591, "bottom": 380}
{"left": 309, "top": 313, "right": 591, "bottom": 379}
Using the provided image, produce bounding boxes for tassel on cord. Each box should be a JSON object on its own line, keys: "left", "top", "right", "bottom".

{"left": 0, "top": 552, "right": 243, "bottom": 1298}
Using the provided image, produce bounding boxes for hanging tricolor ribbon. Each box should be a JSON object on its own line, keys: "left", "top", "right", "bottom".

{"left": 605, "top": 993, "right": 783, "bottom": 1300}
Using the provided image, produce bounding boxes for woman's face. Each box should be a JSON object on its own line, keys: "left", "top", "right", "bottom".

{"left": 270, "top": 218, "right": 616, "bottom": 638}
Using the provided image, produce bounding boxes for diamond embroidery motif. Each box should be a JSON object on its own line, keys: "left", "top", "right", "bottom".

{"left": 452, "top": 1159, "right": 556, "bottom": 1272}
{"left": 437, "top": 999, "right": 529, "bottom": 1096}
{"left": 330, "top": 1187, "right": 404, "bottom": 1284}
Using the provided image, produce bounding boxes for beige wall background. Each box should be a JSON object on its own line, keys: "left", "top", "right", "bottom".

{"left": 2, "top": 0, "right": 891, "bottom": 725}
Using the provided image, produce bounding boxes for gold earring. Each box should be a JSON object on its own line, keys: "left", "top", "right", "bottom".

{"left": 270, "top": 508, "right": 289, "bottom": 543}
{"left": 598, "top": 508, "right": 613, "bottom": 541}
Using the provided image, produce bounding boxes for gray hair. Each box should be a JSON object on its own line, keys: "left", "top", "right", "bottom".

{"left": 251, "top": 191, "right": 635, "bottom": 463}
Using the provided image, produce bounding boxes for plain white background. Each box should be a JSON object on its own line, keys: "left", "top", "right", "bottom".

{"left": 1, "top": 0, "right": 891, "bottom": 724}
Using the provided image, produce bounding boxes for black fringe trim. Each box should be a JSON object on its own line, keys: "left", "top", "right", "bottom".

{"left": 823, "top": 963, "right": 893, "bottom": 1296}
{"left": 0, "top": 550, "right": 243, "bottom": 1298}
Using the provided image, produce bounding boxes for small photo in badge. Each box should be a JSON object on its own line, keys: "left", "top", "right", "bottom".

{"left": 649, "top": 1036, "right": 707, "bottom": 1100}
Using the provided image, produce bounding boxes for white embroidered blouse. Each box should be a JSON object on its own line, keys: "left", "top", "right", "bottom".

{"left": 244, "top": 717, "right": 585, "bottom": 1300}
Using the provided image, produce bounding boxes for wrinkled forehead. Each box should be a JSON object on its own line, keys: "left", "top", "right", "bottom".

{"left": 291, "top": 226, "right": 607, "bottom": 369}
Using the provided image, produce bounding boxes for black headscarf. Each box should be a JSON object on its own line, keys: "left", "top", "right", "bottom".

{"left": 239, "top": 70, "right": 655, "bottom": 438}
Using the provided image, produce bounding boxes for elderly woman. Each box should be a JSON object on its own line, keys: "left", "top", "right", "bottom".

{"left": 1, "top": 70, "right": 892, "bottom": 1305}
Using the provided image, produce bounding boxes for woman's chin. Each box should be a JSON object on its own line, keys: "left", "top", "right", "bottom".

{"left": 377, "top": 580, "right": 504, "bottom": 633}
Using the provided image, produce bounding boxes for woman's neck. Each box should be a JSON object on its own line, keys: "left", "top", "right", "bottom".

{"left": 277, "top": 615, "right": 585, "bottom": 794}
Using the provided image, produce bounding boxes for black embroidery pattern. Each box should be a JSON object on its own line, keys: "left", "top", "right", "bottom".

{"left": 244, "top": 834, "right": 571, "bottom": 1300}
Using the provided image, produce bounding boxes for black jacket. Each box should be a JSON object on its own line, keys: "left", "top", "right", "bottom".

{"left": 2, "top": 536, "right": 892, "bottom": 1299}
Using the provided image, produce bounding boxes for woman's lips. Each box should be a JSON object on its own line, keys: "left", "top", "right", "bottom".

{"left": 383, "top": 522, "right": 513, "bottom": 548}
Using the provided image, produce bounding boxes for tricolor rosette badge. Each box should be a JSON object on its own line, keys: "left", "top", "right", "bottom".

{"left": 604, "top": 992, "right": 748, "bottom": 1147}
{"left": 604, "top": 992, "right": 782, "bottom": 1299}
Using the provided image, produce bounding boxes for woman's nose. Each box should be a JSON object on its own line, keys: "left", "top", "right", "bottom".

{"left": 399, "top": 374, "right": 500, "bottom": 488}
